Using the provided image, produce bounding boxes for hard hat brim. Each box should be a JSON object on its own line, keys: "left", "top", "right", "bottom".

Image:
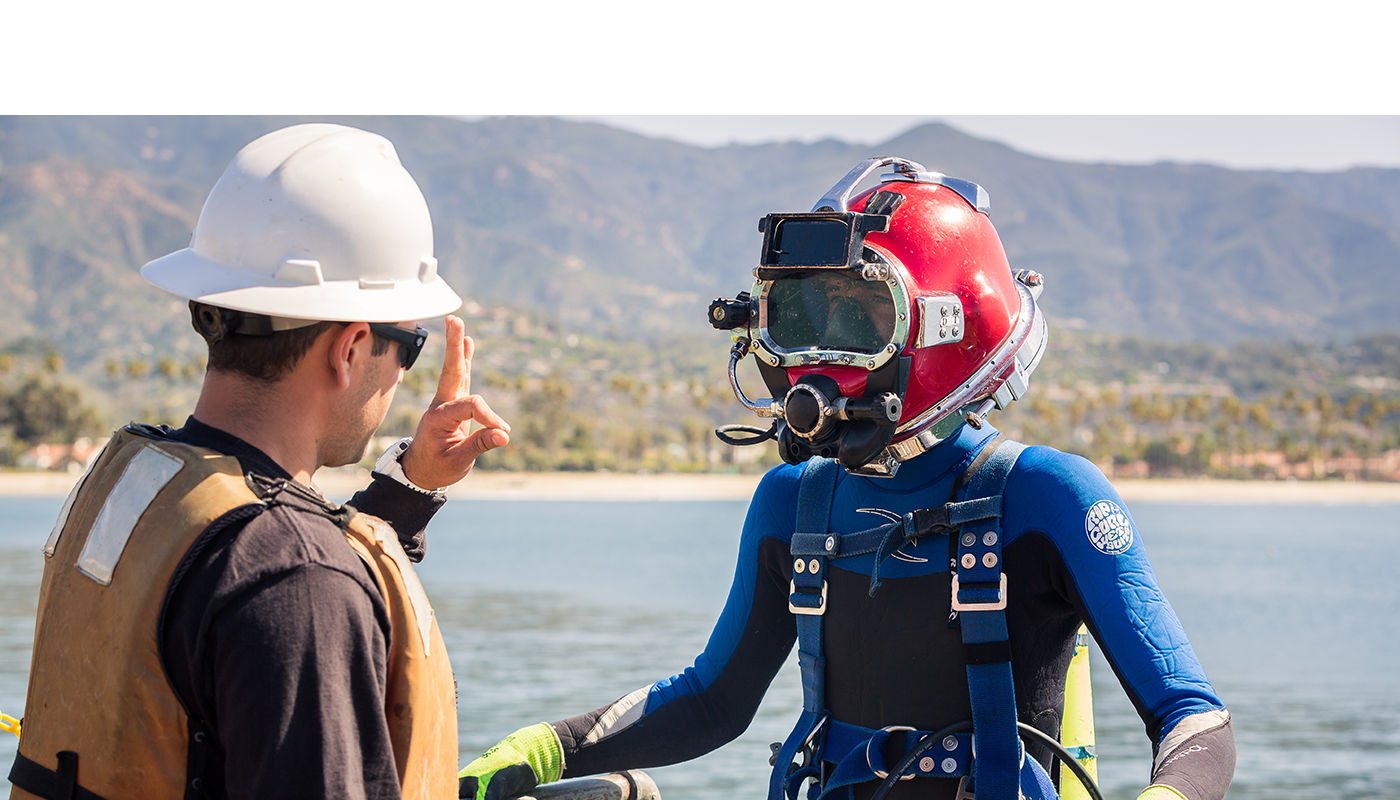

{"left": 142, "top": 248, "right": 463, "bottom": 323}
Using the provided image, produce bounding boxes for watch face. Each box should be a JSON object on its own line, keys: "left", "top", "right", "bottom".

{"left": 375, "top": 437, "right": 412, "bottom": 472}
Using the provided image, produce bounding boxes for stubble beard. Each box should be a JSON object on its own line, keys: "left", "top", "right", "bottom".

{"left": 321, "top": 361, "right": 396, "bottom": 469}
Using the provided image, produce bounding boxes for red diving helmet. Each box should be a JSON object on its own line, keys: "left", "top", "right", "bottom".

{"left": 709, "top": 157, "right": 1047, "bottom": 477}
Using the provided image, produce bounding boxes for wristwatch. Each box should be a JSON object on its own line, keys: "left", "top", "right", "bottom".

{"left": 373, "top": 436, "right": 448, "bottom": 497}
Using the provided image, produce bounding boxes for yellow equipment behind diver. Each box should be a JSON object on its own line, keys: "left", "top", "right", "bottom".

{"left": 2, "top": 710, "right": 20, "bottom": 738}
{"left": 1060, "top": 624, "right": 1098, "bottom": 800}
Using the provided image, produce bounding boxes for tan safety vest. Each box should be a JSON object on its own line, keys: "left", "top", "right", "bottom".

{"left": 10, "top": 426, "right": 458, "bottom": 799}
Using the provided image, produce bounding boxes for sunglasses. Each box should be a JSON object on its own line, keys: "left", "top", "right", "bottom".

{"left": 367, "top": 323, "right": 429, "bottom": 370}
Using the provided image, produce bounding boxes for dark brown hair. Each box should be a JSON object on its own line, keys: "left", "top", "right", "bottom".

{"left": 206, "top": 323, "right": 392, "bottom": 382}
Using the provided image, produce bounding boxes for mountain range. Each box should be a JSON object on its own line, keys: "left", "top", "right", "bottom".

{"left": 1, "top": 115, "right": 1397, "bottom": 372}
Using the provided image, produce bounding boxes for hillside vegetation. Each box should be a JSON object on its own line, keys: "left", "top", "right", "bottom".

{"left": 4, "top": 314, "right": 1397, "bottom": 480}
{"left": 1, "top": 116, "right": 1397, "bottom": 478}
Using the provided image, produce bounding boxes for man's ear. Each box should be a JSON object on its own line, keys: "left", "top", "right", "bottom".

{"left": 327, "top": 322, "right": 372, "bottom": 390}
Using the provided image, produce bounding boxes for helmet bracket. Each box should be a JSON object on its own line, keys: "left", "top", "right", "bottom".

{"left": 812, "top": 156, "right": 927, "bottom": 213}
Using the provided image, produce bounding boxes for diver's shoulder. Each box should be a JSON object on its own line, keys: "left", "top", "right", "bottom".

{"left": 754, "top": 461, "right": 806, "bottom": 499}
{"left": 1008, "top": 441, "right": 1121, "bottom": 506}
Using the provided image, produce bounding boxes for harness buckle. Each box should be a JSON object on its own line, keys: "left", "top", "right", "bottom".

{"left": 868, "top": 726, "right": 919, "bottom": 781}
{"left": 789, "top": 580, "right": 827, "bottom": 616}
{"left": 950, "top": 574, "right": 1008, "bottom": 612}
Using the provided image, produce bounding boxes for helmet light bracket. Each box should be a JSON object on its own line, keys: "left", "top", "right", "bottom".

{"left": 914, "top": 295, "right": 966, "bottom": 347}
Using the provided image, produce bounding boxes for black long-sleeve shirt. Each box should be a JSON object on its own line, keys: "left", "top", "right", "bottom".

{"left": 159, "top": 418, "right": 445, "bottom": 800}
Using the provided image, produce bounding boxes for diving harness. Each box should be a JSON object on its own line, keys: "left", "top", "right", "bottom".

{"left": 770, "top": 436, "right": 1103, "bottom": 800}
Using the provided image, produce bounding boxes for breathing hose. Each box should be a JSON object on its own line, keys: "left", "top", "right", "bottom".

{"left": 715, "top": 422, "right": 778, "bottom": 446}
{"left": 1017, "top": 722, "right": 1106, "bottom": 800}
{"left": 866, "top": 721, "right": 1105, "bottom": 800}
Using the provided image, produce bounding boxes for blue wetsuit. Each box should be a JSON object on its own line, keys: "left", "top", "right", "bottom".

{"left": 552, "top": 425, "right": 1235, "bottom": 800}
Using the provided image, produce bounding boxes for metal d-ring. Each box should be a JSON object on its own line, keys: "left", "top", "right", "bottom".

{"left": 868, "top": 726, "right": 920, "bottom": 781}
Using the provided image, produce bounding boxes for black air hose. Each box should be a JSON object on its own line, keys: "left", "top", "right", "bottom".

{"left": 867, "top": 721, "right": 1104, "bottom": 800}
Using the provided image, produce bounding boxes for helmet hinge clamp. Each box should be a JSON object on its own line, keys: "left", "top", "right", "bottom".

{"left": 879, "top": 170, "right": 992, "bottom": 216}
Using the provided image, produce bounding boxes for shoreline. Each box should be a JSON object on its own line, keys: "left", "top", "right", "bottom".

{"left": 4, "top": 469, "right": 1399, "bottom": 505}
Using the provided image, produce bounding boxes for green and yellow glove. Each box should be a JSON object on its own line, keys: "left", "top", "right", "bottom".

{"left": 458, "top": 722, "right": 565, "bottom": 800}
{"left": 1137, "top": 786, "right": 1189, "bottom": 800}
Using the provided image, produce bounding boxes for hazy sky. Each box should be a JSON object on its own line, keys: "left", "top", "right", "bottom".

{"left": 6, "top": 3, "right": 1395, "bottom": 175}
{"left": 563, "top": 116, "right": 1400, "bottom": 173}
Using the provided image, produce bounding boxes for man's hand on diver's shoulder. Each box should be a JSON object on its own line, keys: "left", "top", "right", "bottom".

{"left": 400, "top": 315, "right": 511, "bottom": 491}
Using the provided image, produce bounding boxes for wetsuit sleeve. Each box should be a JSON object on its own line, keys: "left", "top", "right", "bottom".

{"left": 1011, "top": 449, "right": 1235, "bottom": 800}
{"left": 349, "top": 473, "right": 445, "bottom": 562}
{"left": 551, "top": 467, "right": 803, "bottom": 777}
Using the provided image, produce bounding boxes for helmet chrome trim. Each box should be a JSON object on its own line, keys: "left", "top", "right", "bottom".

{"left": 813, "top": 156, "right": 928, "bottom": 213}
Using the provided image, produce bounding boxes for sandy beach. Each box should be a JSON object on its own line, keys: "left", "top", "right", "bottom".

{"left": 5, "top": 468, "right": 1399, "bottom": 505}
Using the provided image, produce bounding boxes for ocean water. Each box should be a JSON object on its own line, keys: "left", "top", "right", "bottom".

{"left": 2, "top": 493, "right": 1398, "bottom": 799}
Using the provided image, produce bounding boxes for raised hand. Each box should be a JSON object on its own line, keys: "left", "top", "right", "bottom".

{"left": 399, "top": 315, "right": 510, "bottom": 490}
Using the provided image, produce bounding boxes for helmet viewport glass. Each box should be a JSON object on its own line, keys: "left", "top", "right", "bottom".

{"left": 765, "top": 272, "right": 896, "bottom": 354}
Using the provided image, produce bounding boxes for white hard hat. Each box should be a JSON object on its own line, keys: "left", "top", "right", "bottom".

{"left": 142, "top": 123, "right": 461, "bottom": 322}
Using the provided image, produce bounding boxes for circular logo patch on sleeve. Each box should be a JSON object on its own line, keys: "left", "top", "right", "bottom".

{"left": 1085, "top": 500, "right": 1134, "bottom": 555}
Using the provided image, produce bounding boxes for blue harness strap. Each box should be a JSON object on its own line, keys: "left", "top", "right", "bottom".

{"left": 953, "top": 437, "right": 1026, "bottom": 800}
{"left": 769, "top": 457, "right": 840, "bottom": 800}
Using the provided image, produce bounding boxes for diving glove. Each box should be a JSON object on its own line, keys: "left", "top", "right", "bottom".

{"left": 459, "top": 722, "right": 565, "bottom": 800}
